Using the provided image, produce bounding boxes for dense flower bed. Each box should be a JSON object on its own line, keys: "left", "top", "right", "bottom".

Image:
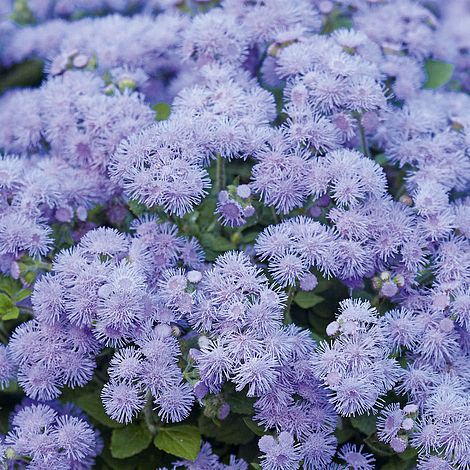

{"left": 0, "top": 0, "right": 469, "bottom": 468}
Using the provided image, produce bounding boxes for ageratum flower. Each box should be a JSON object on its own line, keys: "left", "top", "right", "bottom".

{"left": 4, "top": 401, "right": 100, "bottom": 469}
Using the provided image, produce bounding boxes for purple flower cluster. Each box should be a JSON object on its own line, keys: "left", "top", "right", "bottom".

{"left": 179, "top": 252, "right": 339, "bottom": 468}
{"left": 313, "top": 298, "right": 400, "bottom": 416}
{"left": 0, "top": 400, "right": 101, "bottom": 469}
{"left": 9, "top": 223, "right": 203, "bottom": 404}
{"left": 0, "top": 0, "right": 469, "bottom": 467}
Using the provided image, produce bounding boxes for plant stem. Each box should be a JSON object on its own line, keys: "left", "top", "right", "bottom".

{"left": 358, "top": 120, "right": 371, "bottom": 159}
{"left": 93, "top": 368, "right": 107, "bottom": 386}
{"left": 144, "top": 392, "right": 159, "bottom": 435}
{"left": 215, "top": 154, "right": 225, "bottom": 194}
{"left": 0, "top": 324, "right": 8, "bottom": 344}
{"left": 271, "top": 206, "right": 279, "bottom": 224}
{"left": 284, "top": 286, "right": 296, "bottom": 325}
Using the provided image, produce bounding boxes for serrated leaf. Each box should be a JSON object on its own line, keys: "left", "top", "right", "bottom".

{"left": 423, "top": 59, "right": 454, "bottom": 89}
{"left": 294, "top": 291, "right": 324, "bottom": 309}
{"left": 154, "top": 425, "right": 201, "bottom": 461}
{"left": 111, "top": 424, "right": 152, "bottom": 459}
{"left": 242, "top": 417, "right": 265, "bottom": 437}
{"left": 76, "top": 392, "right": 124, "bottom": 428}
{"left": 350, "top": 414, "right": 376, "bottom": 436}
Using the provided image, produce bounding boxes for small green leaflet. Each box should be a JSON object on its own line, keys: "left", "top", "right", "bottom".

{"left": 242, "top": 417, "right": 265, "bottom": 436}
{"left": 111, "top": 424, "right": 152, "bottom": 459}
{"left": 153, "top": 102, "right": 171, "bottom": 121}
{"left": 154, "top": 425, "right": 201, "bottom": 461}
{"left": 294, "top": 291, "right": 324, "bottom": 309}
{"left": 423, "top": 59, "right": 454, "bottom": 89}
{"left": 0, "top": 293, "right": 19, "bottom": 320}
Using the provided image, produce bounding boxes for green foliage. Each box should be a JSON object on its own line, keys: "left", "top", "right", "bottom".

{"left": 225, "top": 392, "right": 256, "bottom": 415}
{"left": 423, "top": 59, "right": 454, "bottom": 89}
{"left": 154, "top": 425, "right": 201, "bottom": 461}
{"left": 0, "top": 294, "right": 19, "bottom": 321}
{"left": 0, "top": 59, "right": 43, "bottom": 93}
{"left": 198, "top": 414, "right": 255, "bottom": 445}
{"left": 0, "top": 275, "right": 32, "bottom": 321}
{"left": 365, "top": 434, "right": 396, "bottom": 457}
{"left": 111, "top": 424, "right": 153, "bottom": 459}
{"left": 152, "top": 102, "right": 171, "bottom": 121}
{"left": 350, "top": 414, "right": 377, "bottom": 436}
{"left": 76, "top": 392, "right": 124, "bottom": 428}
{"left": 294, "top": 291, "right": 324, "bottom": 309}
{"left": 242, "top": 417, "right": 266, "bottom": 437}
{"left": 199, "top": 233, "right": 237, "bottom": 252}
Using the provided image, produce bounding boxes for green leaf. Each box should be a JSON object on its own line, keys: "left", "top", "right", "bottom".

{"left": 14, "top": 288, "right": 32, "bottom": 303}
{"left": 423, "top": 59, "right": 454, "bottom": 89}
{"left": 381, "top": 459, "right": 417, "bottom": 470}
{"left": 374, "top": 153, "right": 388, "bottom": 166}
{"left": 294, "top": 291, "right": 324, "bottom": 309}
{"left": 0, "top": 293, "right": 14, "bottom": 310}
{"left": 0, "top": 59, "right": 43, "bottom": 94}
{"left": 250, "top": 464, "right": 262, "bottom": 470}
{"left": 111, "top": 424, "right": 152, "bottom": 459}
{"left": 2, "top": 306, "right": 20, "bottom": 320}
{"left": 152, "top": 102, "right": 171, "bottom": 121}
{"left": 76, "top": 392, "right": 124, "bottom": 428}
{"left": 365, "top": 434, "right": 395, "bottom": 457}
{"left": 350, "top": 414, "right": 376, "bottom": 436}
{"left": 154, "top": 425, "right": 201, "bottom": 461}
{"left": 199, "top": 233, "right": 236, "bottom": 252}
{"left": 226, "top": 393, "right": 255, "bottom": 415}
{"left": 199, "top": 414, "right": 255, "bottom": 445}
{"left": 127, "top": 199, "right": 147, "bottom": 217}
{"left": 0, "top": 276, "right": 22, "bottom": 297}
{"left": 100, "top": 442, "right": 164, "bottom": 470}
{"left": 241, "top": 231, "right": 260, "bottom": 244}
{"left": 335, "top": 426, "right": 355, "bottom": 444}
{"left": 242, "top": 417, "right": 265, "bottom": 437}
{"left": 398, "top": 446, "right": 418, "bottom": 461}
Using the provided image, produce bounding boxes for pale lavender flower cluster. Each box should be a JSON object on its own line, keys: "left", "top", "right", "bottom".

{"left": 1, "top": 11, "right": 188, "bottom": 79}
{"left": 0, "top": 344, "right": 15, "bottom": 389}
{"left": 0, "top": 400, "right": 101, "bottom": 469}
{"left": 0, "top": 0, "right": 469, "bottom": 466}
{"left": 0, "top": 69, "right": 154, "bottom": 263}
{"left": 9, "top": 223, "right": 203, "bottom": 406}
{"left": 312, "top": 298, "right": 400, "bottom": 416}
{"left": 0, "top": 153, "right": 110, "bottom": 263}
{"left": 179, "top": 252, "right": 339, "bottom": 469}
{"left": 102, "top": 330, "right": 194, "bottom": 424}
